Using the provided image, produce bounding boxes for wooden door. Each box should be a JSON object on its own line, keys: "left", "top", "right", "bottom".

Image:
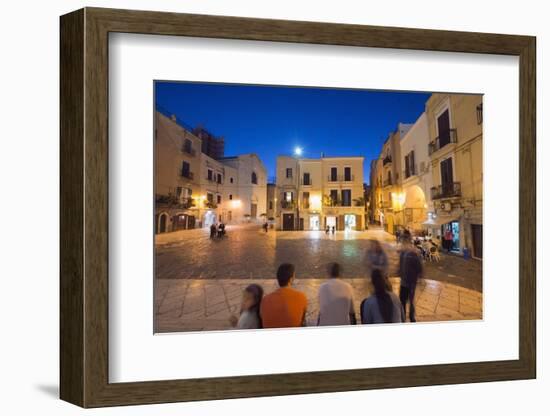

{"left": 472, "top": 224, "right": 483, "bottom": 258}
{"left": 282, "top": 214, "right": 294, "bottom": 231}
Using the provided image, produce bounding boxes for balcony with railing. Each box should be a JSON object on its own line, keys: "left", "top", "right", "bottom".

{"left": 431, "top": 182, "right": 461, "bottom": 200}
{"left": 281, "top": 200, "right": 296, "bottom": 210}
{"left": 383, "top": 178, "right": 393, "bottom": 187}
{"left": 383, "top": 155, "right": 392, "bottom": 166}
{"left": 428, "top": 129, "right": 457, "bottom": 155}
{"left": 327, "top": 174, "right": 355, "bottom": 182}
{"left": 156, "top": 195, "right": 195, "bottom": 210}
{"left": 301, "top": 178, "right": 312, "bottom": 186}
{"left": 180, "top": 170, "right": 194, "bottom": 180}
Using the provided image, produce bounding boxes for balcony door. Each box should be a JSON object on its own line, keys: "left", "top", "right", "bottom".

{"left": 440, "top": 157, "right": 454, "bottom": 195}
{"left": 437, "top": 109, "right": 451, "bottom": 147}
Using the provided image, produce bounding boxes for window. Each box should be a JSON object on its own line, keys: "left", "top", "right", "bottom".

{"left": 286, "top": 168, "right": 293, "bottom": 178}
{"left": 330, "top": 167, "right": 338, "bottom": 181}
{"left": 217, "top": 173, "right": 222, "bottom": 184}
{"left": 183, "top": 138, "right": 192, "bottom": 154}
{"left": 181, "top": 161, "right": 191, "bottom": 178}
{"left": 303, "top": 192, "right": 310, "bottom": 209}
{"left": 440, "top": 157, "right": 454, "bottom": 189}
{"left": 230, "top": 177, "right": 234, "bottom": 183}
{"left": 269, "top": 201, "right": 273, "bottom": 210}
{"left": 303, "top": 172, "right": 311, "bottom": 186}
{"left": 437, "top": 109, "right": 451, "bottom": 147}
{"left": 217, "top": 194, "right": 221, "bottom": 204}
{"left": 175, "top": 186, "right": 183, "bottom": 198}
{"left": 341, "top": 190, "right": 352, "bottom": 206}
{"left": 344, "top": 167, "right": 352, "bottom": 181}
{"left": 330, "top": 189, "right": 338, "bottom": 206}
{"left": 285, "top": 191, "right": 293, "bottom": 202}
{"left": 476, "top": 103, "right": 483, "bottom": 125}
{"left": 207, "top": 169, "right": 213, "bottom": 181}
{"left": 404, "top": 150, "right": 416, "bottom": 178}
{"left": 251, "top": 171, "right": 258, "bottom": 184}
{"left": 229, "top": 194, "right": 233, "bottom": 200}
{"left": 207, "top": 193, "right": 214, "bottom": 204}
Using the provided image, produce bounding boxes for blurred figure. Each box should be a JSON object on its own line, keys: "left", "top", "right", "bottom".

{"left": 365, "top": 240, "right": 388, "bottom": 276}
{"left": 360, "top": 269, "right": 404, "bottom": 324}
{"left": 229, "top": 284, "right": 264, "bottom": 329}
{"left": 444, "top": 227, "right": 454, "bottom": 252}
{"left": 217, "top": 222, "right": 226, "bottom": 238}
{"left": 263, "top": 222, "right": 269, "bottom": 233}
{"left": 398, "top": 233, "right": 423, "bottom": 322}
{"left": 260, "top": 263, "right": 308, "bottom": 328}
{"left": 318, "top": 263, "right": 356, "bottom": 326}
{"left": 210, "top": 222, "right": 217, "bottom": 239}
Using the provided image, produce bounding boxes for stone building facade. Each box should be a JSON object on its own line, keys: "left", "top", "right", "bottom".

{"left": 275, "top": 155, "right": 366, "bottom": 231}
{"left": 155, "top": 111, "right": 267, "bottom": 233}
{"left": 424, "top": 93, "right": 483, "bottom": 258}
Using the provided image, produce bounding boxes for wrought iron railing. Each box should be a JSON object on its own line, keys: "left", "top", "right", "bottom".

{"left": 428, "top": 129, "right": 457, "bottom": 155}
{"left": 431, "top": 182, "right": 461, "bottom": 199}
{"left": 327, "top": 174, "right": 355, "bottom": 182}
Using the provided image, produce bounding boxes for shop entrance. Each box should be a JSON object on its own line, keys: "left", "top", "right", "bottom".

{"left": 344, "top": 214, "right": 356, "bottom": 231}
{"left": 326, "top": 216, "right": 336, "bottom": 231}
{"left": 309, "top": 215, "right": 320, "bottom": 231}
{"left": 442, "top": 221, "right": 460, "bottom": 251}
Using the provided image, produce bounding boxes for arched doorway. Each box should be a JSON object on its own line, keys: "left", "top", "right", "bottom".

{"left": 404, "top": 185, "right": 427, "bottom": 231}
{"left": 157, "top": 212, "right": 168, "bottom": 233}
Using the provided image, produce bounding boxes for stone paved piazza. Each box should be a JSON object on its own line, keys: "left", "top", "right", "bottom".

{"left": 155, "top": 224, "right": 482, "bottom": 332}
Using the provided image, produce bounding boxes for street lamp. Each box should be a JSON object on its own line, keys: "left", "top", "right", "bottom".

{"left": 293, "top": 146, "right": 302, "bottom": 230}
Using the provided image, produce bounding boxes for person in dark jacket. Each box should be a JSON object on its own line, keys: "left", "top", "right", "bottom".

{"left": 398, "top": 234, "right": 423, "bottom": 322}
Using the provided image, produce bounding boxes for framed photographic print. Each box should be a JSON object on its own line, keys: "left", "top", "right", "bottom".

{"left": 60, "top": 7, "right": 536, "bottom": 408}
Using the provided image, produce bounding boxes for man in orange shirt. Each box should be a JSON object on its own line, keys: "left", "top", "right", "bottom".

{"left": 261, "top": 263, "right": 308, "bottom": 328}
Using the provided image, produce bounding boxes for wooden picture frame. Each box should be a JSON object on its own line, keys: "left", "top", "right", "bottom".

{"left": 60, "top": 7, "right": 536, "bottom": 408}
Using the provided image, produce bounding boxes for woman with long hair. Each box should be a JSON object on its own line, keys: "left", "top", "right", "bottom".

{"left": 360, "top": 269, "right": 405, "bottom": 324}
{"left": 229, "top": 283, "right": 264, "bottom": 329}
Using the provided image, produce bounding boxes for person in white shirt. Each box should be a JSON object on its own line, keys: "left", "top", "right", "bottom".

{"left": 317, "top": 263, "right": 356, "bottom": 326}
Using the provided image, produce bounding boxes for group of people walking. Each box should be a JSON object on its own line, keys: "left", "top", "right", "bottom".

{"left": 209, "top": 222, "right": 226, "bottom": 239}
{"left": 229, "top": 234, "right": 423, "bottom": 329}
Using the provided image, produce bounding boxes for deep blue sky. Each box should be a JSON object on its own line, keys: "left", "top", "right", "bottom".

{"left": 155, "top": 82, "right": 430, "bottom": 184}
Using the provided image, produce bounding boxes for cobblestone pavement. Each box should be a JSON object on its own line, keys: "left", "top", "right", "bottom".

{"left": 155, "top": 277, "right": 482, "bottom": 333}
{"left": 155, "top": 225, "right": 482, "bottom": 292}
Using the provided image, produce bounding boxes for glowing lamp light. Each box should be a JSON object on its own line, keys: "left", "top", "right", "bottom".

{"left": 310, "top": 195, "right": 322, "bottom": 210}
{"left": 230, "top": 199, "right": 242, "bottom": 208}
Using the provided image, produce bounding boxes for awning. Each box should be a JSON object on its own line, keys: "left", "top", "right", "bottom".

{"left": 422, "top": 214, "right": 461, "bottom": 227}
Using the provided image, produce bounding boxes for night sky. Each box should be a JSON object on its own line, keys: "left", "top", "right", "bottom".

{"left": 155, "top": 81, "right": 431, "bottom": 184}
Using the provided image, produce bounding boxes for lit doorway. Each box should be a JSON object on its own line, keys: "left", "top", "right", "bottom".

{"left": 326, "top": 216, "right": 336, "bottom": 230}
{"left": 309, "top": 215, "right": 320, "bottom": 231}
{"left": 344, "top": 214, "right": 356, "bottom": 231}
{"left": 451, "top": 221, "right": 460, "bottom": 251}
{"left": 203, "top": 211, "right": 216, "bottom": 228}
